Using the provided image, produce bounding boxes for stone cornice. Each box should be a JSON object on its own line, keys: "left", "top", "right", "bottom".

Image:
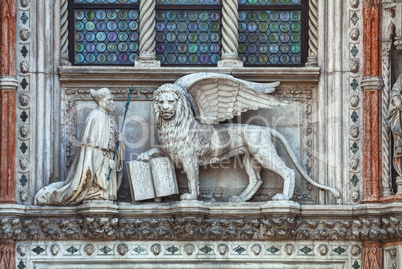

{"left": 59, "top": 66, "right": 321, "bottom": 88}
{"left": 4, "top": 201, "right": 402, "bottom": 219}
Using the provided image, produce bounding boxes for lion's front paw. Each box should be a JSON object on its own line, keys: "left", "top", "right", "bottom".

{"left": 180, "top": 192, "right": 197, "bottom": 200}
{"left": 229, "top": 195, "right": 245, "bottom": 203}
{"left": 272, "top": 193, "right": 291, "bottom": 201}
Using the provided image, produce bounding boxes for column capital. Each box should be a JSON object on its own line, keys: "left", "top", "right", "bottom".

{"left": 361, "top": 76, "right": 384, "bottom": 91}
{"left": 0, "top": 77, "right": 18, "bottom": 91}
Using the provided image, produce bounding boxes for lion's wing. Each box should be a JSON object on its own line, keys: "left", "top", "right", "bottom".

{"left": 186, "top": 77, "right": 288, "bottom": 124}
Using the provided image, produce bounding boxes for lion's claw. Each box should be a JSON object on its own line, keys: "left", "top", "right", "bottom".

{"left": 229, "top": 195, "right": 245, "bottom": 203}
{"left": 180, "top": 192, "right": 197, "bottom": 200}
{"left": 272, "top": 193, "right": 290, "bottom": 201}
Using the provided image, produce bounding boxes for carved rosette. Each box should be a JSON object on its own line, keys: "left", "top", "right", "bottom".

{"left": 138, "top": 0, "right": 157, "bottom": 62}
{"left": 306, "top": 0, "right": 318, "bottom": 66}
{"left": 221, "top": 0, "right": 239, "bottom": 61}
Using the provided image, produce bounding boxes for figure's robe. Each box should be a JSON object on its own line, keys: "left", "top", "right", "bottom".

{"left": 34, "top": 108, "right": 125, "bottom": 205}
{"left": 387, "top": 75, "right": 402, "bottom": 177}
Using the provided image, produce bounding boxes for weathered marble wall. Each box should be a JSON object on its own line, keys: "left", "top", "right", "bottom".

{"left": 1, "top": 0, "right": 402, "bottom": 268}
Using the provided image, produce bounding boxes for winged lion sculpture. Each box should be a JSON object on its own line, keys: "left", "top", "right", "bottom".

{"left": 138, "top": 73, "right": 341, "bottom": 202}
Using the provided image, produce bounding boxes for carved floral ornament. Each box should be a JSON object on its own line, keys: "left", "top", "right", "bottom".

{"left": 2, "top": 215, "right": 402, "bottom": 242}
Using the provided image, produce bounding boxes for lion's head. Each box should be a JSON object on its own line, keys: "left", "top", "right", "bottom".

{"left": 154, "top": 84, "right": 193, "bottom": 129}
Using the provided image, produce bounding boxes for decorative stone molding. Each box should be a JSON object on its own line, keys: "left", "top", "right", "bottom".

{"left": 348, "top": 1, "right": 363, "bottom": 203}
{"left": 361, "top": 76, "right": 385, "bottom": 91}
{"left": 135, "top": 0, "right": 160, "bottom": 67}
{"left": 384, "top": 246, "right": 398, "bottom": 269}
{"left": 2, "top": 203, "right": 402, "bottom": 242}
{"left": 15, "top": 0, "right": 32, "bottom": 205}
{"left": 16, "top": 240, "right": 362, "bottom": 268}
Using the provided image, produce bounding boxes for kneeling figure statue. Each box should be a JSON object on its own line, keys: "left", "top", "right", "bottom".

{"left": 35, "top": 88, "right": 125, "bottom": 205}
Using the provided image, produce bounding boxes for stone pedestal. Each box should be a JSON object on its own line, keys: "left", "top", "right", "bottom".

{"left": 78, "top": 200, "right": 118, "bottom": 216}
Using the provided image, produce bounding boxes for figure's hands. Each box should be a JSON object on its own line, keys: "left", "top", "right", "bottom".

{"left": 394, "top": 96, "right": 402, "bottom": 108}
{"left": 109, "top": 159, "right": 116, "bottom": 170}
{"left": 118, "top": 133, "right": 125, "bottom": 143}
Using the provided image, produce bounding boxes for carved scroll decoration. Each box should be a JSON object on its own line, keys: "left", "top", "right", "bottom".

{"left": 382, "top": 40, "right": 393, "bottom": 196}
{"left": 60, "top": 0, "right": 70, "bottom": 66}
{"left": 306, "top": 0, "right": 318, "bottom": 66}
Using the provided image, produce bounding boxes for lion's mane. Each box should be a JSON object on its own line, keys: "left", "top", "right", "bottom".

{"left": 154, "top": 84, "right": 206, "bottom": 164}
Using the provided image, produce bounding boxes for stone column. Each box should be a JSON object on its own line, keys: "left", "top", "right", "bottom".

{"left": 381, "top": 39, "right": 393, "bottom": 197}
{"left": 0, "top": 240, "right": 15, "bottom": 269}
{"left": 306, "top": 0, "right": 318, "bottom": 66}
{"left": 362, "top": 0, "right": 383, "bottom": 202}
{"left": 60, "top": 0, "right": 71, "bottom": 66}
{"left": 363, "top": 243, "right": 383, "bottom": 269}
{"left": 0, "top": 0, "right": 17, "bottom": 204}
{"left": 135, "top": 0, "right": 160, "bottom": 67}
{"left": 218, "top": 0, "right": 243, "bottom": 67}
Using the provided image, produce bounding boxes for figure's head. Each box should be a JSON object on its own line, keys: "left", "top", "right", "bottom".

{"left": 153, "top": 84, "right": 191, "bottom": 128}
{"left": 90, "top": 88, "right": 115, "bottom": 113}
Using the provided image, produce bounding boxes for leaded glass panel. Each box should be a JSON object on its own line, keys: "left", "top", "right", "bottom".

{"left": 156, "top": 0, "right": 220, "bottom": 5}
{"left": 155, "top": 10, "right": 221, "bottom": 65}
{"left": 74, "top": 0, "right": 138, "bottom": 4}
{"left": 238, "top": 0, "right": 301, "bottom": 5}
{"left": 71, "top": 0, "right": 139, "bottom": 65}
{"left": 238, "top": 10, "right": 301, "bottom": 65}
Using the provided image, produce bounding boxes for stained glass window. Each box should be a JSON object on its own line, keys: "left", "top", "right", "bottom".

{"left": 155, "top": 1, "right": 222, "bottom": 65}
{"left": 70, "top": 0, "right": 307, "bottom": 66}
{"left": 238, "top": 0, "right": 306, "bottom": 66}
{"left": 71, "top": 0, "right": 139, "bottom": 64}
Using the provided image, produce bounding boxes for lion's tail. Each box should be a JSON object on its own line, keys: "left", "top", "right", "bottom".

{"left": 270, "top": 129, "right": 341, "bottom": 199}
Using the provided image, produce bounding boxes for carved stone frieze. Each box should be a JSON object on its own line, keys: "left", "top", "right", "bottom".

{"left": 16, "top": 240, "right": 362, "bottom": 268}
{"left": 0, "top": 215, "right": 402, "bottom": 242}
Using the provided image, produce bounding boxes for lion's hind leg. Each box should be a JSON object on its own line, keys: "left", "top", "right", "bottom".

{"left": 229, "top": 155, "right": 262, "bottom": 203}
{"left": 250, "top": 147, "right": 295, "bottom": 201}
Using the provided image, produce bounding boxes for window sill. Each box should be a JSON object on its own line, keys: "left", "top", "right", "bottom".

{"left": 59, "top": 65, "right": 320, "bottom": 88}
